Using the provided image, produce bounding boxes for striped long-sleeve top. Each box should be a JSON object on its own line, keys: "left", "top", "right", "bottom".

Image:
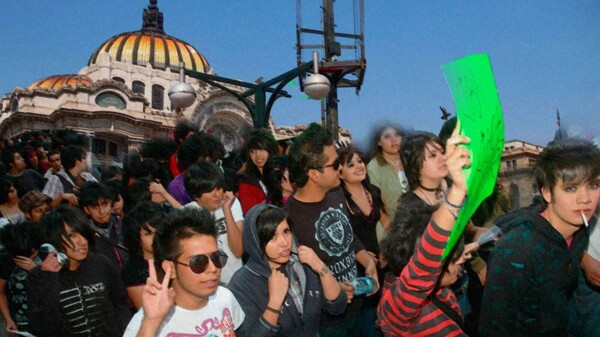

{"left": 377, "top": 220, "right": 466, "bottom": 337}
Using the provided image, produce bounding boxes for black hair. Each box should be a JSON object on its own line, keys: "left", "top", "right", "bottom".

{"left": 0, "top": 175, "right": 17, "bottom": 204}
{"left": 123, "top": 201, "right": 164, "bottom": 257}
{"left": 368, "top": 123, "right": 406, "bottom": 158}
{"left": 21, "top": 146, "right": 38, "bottom": 170}
{"left": 337, "top": 146, "right": 387, "bottom": 215}
{"left": 174, "top": 119, "right": 196, "bottom": 146}
{"left": 79, "top": 181, "right": 112, "bottom": 208}
{"left": 380, "top": 196, "right": 464, "bottom": 277}
{"left": 263, "top": 155, "right": 290, "bottom": 207}
{"left": 400, "top": 132, "right": 444, "bottom": 192}
{"left": 60, "top": 145, "right": 85, "bottom": 170}
{"left": 124, "top": 178, "right": 152, "bottom": 211}
{"left": 200, "top": 132, "right": 226, "bottom": 162}
{"left": 47, "top": 150, "right": 60, "bottom": 159}
{"left": 255, "top": 206, "right": 288, "bottom": 253}
{"left": 438, "top": 116, "right": 458, "bottom": 146}
{"left": 100, "top": 166, "right": 123, "bottom": 182}
{"left": 243, "top": 129, "right": 278, "bottom": 161}
{"left": 153, "top": 207, "right": 216, "bottom": 279}
{"left": 140, "top": 137, "right": 176, "bottom": 164}
{"left": 535, "top": 138, "right": 600, "bottom": 204}
{"left": 177, "top": 134, "right": 207, "bottom": 171}
{"left": 39, "top": 205, "right": 95, "bottom": 254}
{"left": 241, "top": 129, "right": 278, "bottom": 184}
{"left": 288, "top": 123, "right": 334, "bottom": 187}
{"left": 184, "top": 160, "right": 224, "bottom": 199}
{"left": 1, "top": 147, "right": 20, "bottom": 170}
{"left": 104, "top": 179, "right": 125, "bottom": 204}
{"left": 0, "top": 221, "right": 40, "bottom": 257}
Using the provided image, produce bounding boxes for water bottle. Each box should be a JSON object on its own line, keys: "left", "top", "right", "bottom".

{"left": 476, "top": 225, "right": 502, "bottom": 247}
{"left": 39, "top": 243, "right": 69, "bottom": 266}
{"left": 352, "top": 276, "right": 375, "bottom": 295}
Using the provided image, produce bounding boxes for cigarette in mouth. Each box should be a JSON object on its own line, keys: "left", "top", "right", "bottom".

{"left": 581, "top": 211, "right": 589, "bottom": 228}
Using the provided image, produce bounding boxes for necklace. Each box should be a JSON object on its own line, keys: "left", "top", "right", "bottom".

{"left": 418, "top": 186, "right": 443, "bottom": 206}
{"left": 382, "top": 154, "right": 402, "bottom": 170}
{"left": 419, "top": 184, "right": 440, "bottom": 192}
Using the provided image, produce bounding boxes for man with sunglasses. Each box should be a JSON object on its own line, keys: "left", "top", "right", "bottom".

{"left": 284, "top": 123, "right": 379, "bottom": 337}
{"left": 123, "top": 207, "right": 245, "bottom": 337}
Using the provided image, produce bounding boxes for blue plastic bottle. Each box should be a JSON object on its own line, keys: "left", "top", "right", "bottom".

{"left": 352, "top": 276, "right": 375, "bottom": 295}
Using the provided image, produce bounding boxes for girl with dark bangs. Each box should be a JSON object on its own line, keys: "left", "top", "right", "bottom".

{"left": 338, "top": 146, "right": 388, "bottom": 337}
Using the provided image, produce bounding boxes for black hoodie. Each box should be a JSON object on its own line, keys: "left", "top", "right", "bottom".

{"left": 227, "top": 204, "right": 347, "bottom": 337}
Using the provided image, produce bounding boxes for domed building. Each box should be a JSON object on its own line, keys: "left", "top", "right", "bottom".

{"left": 0, "top": 0, "right": 282, "bottom": 166}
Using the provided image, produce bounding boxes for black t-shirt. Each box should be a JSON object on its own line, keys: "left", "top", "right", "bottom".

{"left": 121, "top": 255, "right": 149, "bottom": 287}
{"left": 12, "top": 169, "right": 45, "bottom": 196}
{"left": 284, "top": 187, "right": 364, "bottom": 322}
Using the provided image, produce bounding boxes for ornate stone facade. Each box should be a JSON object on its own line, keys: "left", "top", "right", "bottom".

{"left": 0, "top": 1, "right": 255, "bottom": 167}
{"left": 497, "top": 140, "right": 543, "bottom": 209}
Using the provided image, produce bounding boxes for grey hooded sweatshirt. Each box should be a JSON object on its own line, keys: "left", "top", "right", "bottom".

{"left": 227, "top": 204, "right": 347, "bottom": 337}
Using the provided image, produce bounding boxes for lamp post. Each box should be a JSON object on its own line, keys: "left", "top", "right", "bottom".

{"left": 169, "top": 52, "right": 330, "bottom": 129}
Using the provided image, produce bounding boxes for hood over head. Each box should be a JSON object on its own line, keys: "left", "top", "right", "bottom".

{"left": 243, "top": 203, "right": 298, "bottom": 278}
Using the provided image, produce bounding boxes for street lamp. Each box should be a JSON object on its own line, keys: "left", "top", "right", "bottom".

{"left": 303, "top": 52, "right": 331, "bottom": 100}
{"left": 168, "top": 52, "right": 330, "bottom": 129}
{"left": 168, "top": 66, "right": 196, "bottom": 115}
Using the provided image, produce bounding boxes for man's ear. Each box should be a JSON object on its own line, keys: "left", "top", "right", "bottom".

{"left": 24, "top": 212, "right": 32, "bottom": 220}
{"left": 82, "top": 206, "right": 91, "bottom": 216}
{"left": 307, "top": 168, "right": 320, "bottom": 184}
{"left": 541, "top": 186, "right": 552, "bottom": 204}
{"left": 162, "top": 260, "right": 176, "bottom": 280}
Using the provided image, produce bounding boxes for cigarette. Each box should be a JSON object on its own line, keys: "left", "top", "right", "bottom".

{"left": 581, "top": 211, "right": 589, "bottom": 228}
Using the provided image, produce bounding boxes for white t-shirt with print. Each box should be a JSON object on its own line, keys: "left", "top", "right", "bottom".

{"left": 183, "top": 200, "right": 244, "bottom": 284}
{"left": 123, "top": 286, "right": 245, "bottom": 337}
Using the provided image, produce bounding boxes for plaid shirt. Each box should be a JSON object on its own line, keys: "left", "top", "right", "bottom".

{"left": 42, "top": 169, "right": 97, "bottom": 198}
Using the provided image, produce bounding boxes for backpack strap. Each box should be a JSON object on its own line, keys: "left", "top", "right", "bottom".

{"left": 429, "top": 293, "right": 465, "bottom": 331}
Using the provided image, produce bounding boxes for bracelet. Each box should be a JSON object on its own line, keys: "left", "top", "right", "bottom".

{"left": 265, "top": 305, "right": 281, "bottom": 314}
{"left": 444, "top": 194, "right": 465, "bottom": 209}
{"left": 318, "top": 265, "right": 330, "bottom": 277}
{"left": 444, "top": 204, "right": 460, "bottom": 219}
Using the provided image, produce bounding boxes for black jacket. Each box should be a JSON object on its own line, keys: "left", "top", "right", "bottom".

{"left": 479, "top": 207, "right": 588, "bottom": 337}
{"left": 27, "top": 252, "right": 132, "bottom": 337}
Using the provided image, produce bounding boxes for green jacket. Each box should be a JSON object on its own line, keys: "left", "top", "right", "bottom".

{"left": 367, "top": 154, "right": 408, "bottom": 222}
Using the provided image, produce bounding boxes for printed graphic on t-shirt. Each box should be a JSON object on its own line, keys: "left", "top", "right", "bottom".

{"left": 215, "top": 216, "right": 227, "bottom": 249}
{"left": 166, "top": 308, "right": 236, "bottom": 337}
{"left": 314, "top": 206, "right": 353, "bottom": 257}
{"left": 60, "top": 281, "right": 108, "bottom": 334}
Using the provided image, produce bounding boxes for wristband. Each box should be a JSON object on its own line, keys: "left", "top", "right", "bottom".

{"left": 444, "top": 194, "right": 465, "bottom": 209}
{"left": 265, "top": 305, "right": 281, "bottom": 314}
{"left": 444, "top": 204, "right": 460, "bottom": 219}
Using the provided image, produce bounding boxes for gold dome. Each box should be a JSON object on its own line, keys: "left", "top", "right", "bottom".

{"left": 27, "top": 74, "right": 93, "bottom": 90}
{"left": 87, "top": 1, "right": 209, "bottom": 73}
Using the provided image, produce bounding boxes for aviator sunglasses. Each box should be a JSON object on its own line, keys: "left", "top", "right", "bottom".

{"left": 172, "top": 250, "right": 228, "bottom": 274}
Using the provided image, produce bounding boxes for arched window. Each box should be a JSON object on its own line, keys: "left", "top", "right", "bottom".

{"left": 132, "top": 81, "right": 145, "bottom": 95}
{"left": 152, "top": 85, "right": 164, "bottom": 109}
{"left": 112, "top": 77, "right": 125, "bottom": 84}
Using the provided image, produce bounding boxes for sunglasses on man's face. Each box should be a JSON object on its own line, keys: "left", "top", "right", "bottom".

{"left": 172, "top": 251, "right": 228, "bottom": 274}
{"left": 313, "top": 158, "right": 340, "bottom": 171}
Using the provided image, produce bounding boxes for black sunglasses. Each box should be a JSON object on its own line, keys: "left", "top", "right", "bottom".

{"left": 172, "top": 251, "right": 228, "bottom": 274}
{"left": 313, "top": 158, "right": 340, "bottom": 171}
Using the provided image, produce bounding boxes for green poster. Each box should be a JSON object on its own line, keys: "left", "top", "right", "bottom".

{"left": 441, "top": 54, "right": 505, "bottom": 260}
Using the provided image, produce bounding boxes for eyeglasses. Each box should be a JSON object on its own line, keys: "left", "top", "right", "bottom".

{"left": 312, "top": 158, "right": 340, "bottom": 171}
{"left": 172, "top": 251, "right": 228, "bottom": 274}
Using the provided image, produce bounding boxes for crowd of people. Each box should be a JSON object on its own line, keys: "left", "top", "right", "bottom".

{"left": 0, "top": 119, "right": 598, "bottom": 337}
